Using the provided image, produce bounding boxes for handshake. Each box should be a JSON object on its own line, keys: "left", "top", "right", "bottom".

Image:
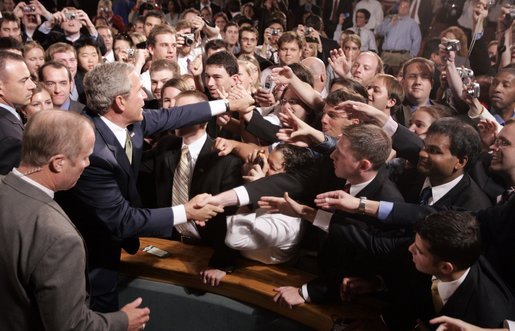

{"left": 184, "top": 193, "right": 225, "bottom": 225}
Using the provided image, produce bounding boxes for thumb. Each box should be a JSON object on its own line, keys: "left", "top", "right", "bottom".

{"left": 125, "top": 297, "right": 142, "bottom": 309}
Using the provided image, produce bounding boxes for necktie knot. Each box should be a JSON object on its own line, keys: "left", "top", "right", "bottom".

{"left": 419, "top": 186, "right": 432, "bottom": 205}
{"left": 431, "top": 278, "right": 443, "bottom": 313}
{"left": 343, "top": 183, "right": 351, "bottom": 194}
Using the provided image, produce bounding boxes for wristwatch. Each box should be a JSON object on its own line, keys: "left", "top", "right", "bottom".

{"left": 358, "top": 197, "right": 367, "bottom": 215}
{"left": 224, "top": 99, "right": 230, "bottom": 112}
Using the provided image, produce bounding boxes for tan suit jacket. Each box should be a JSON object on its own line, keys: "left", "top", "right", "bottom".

{"left": 0, "top": 172, "right": 127, "bottom": 330}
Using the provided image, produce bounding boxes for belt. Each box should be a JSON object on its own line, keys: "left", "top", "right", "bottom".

{"left": 383, "top": 49, "right": 409, "bottom": 54}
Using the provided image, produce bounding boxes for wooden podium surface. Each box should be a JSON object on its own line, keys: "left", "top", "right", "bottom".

{"left": 120, "top": 237, "right": 382, "bottom": 330}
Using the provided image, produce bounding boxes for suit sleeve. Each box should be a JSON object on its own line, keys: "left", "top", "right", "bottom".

{"left": 244, "top": 110, "right": 281, "bottom": 145}
{"left": 71, "top": 154, "right": 174, "bottom": 239}
{"left": 0, "top": 136, "right": 21, "bottom": 175}
{"left": 33, "top": 225, "right": 127, "bottom": 331}
{"left": 142, "top": 101, "right": 213, "bottom": 137}
{"left": 392, "top": 124, "right": 424, "bottom": 165}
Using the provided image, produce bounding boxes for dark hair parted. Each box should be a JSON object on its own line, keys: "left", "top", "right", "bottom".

{"left": 415, "top": 211, "right": 481, "bottom": 270}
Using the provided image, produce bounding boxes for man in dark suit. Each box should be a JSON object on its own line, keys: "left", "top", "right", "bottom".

{"left": 0, "top": 110, "right": 149, "bottom": 330}
{"left": 140, "top": 90, "right": 243, "bottom": 285}
{"left": 267, "top": 124, "right": 406, "bottom": 307}
{"left": 0, "top": 51, "right": 36, "bottom": 175}
{"left": 304, "top": 14, "right": 339, "bottom": 65}
{"left": 56, "top": 62, "right": 252, "bottom": 312}
{"left": 39, "top": 61, "right": 85, "bottom": 113}
{"left": 408, "top": 211, "right": 515, "bottom": 328}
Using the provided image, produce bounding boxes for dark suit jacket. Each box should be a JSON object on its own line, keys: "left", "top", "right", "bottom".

{"left": 322, "top": 0, "right": 353, "bottom": 38}
{"left": 194, "top": 2, "right": 222, "bottom": 15}
{"left": 307, "top": 167, "right": 407, "bottom": 303}
{"left": 33, "top": 26, "right": 106, "bottom": 54}
{"left": 0, "top": 173, "right": 127, "bottom": 330}
{"left": 0, "top": 106, "right": 23, "bottom": 175}
{"left": 56, "top": 103, "right": 216, "bottom": 308}
{"left": 244, "top": 109, "right": 281, "bottom": 145}
{"left": 423, "top": 257, "right": 515, "bottom": 329}
{"left": 140, "top": 135, "right": 243, "bottom": 268}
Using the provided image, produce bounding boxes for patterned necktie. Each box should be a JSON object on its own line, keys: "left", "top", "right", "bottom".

{"left": 431, "top": 278, "right": 444, "bottom": 313}
{"left": 172, "top": 147, "right": 193, "bottom": 235}
{"left": 419, "top": 186, "right": 432, "bottom": 205}
{"left": 172, "top": 147, "right": 190, "bottom": 206}
{"left": 124, "top": 130, "right": 132, "bottom": 164}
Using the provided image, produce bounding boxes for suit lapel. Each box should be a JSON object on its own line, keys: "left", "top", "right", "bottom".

{"left": 92, "top": 116, "right": 134, "bottom": 177}
{"left": 355, "top": 166, "right": 387, "bottom": 198}
{"left": 0, "top": 106, "right": 24, "bottom": 131}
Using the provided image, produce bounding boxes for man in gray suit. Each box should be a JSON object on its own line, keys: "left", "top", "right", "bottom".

{"left": 0, "top": 110, "right": 149, "bottom": 331}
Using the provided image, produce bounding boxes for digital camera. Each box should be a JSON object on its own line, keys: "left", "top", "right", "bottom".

{"left": 442, "top": 39, "right": 461, "bottom": 52}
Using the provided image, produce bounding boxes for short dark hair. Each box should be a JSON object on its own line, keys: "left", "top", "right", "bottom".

{"left": 205, "top": 39, "right": 228, "bottom": 54}
{"left": 356, "top": 8, "right": 371, "bottom": 21}
{"left": 330, "top": 77, "right": 369, "bottom": 100}
{"left": 274, "top": 144, "right": 315, "bottom": 173}
{"left": 325, "top": 87, "right": 367, "bottom": 106}
{"left": 0, "top": 36, "right": 22, "bottom": 52}
{"left": 426, "top": 117, "right": 481, "bottom": 171}
{"left": 39, "top": 61, "right": 72, "bottom": 82}
{"left": 206, "top": 51, "right": 239, "bottom": 76}
{"left": 0, "top": 12, "right": 20, "bottom": 28}
{"left": 144, "top": 10, "right": 165, "bottom": 25}
{"left": 415, "top": 211, "right": 481, "bottom": 270}
{"left": 0, "top": 50, "right": 25, "bottom": 77}
{"left": 304, "top": 14, "right": 323, "bottom": 31}
{"left": 341, "top": 124, "right": 392, "bottom": 170}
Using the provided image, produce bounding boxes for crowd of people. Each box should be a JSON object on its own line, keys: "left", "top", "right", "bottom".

{"left": 0, "top": 0, "right": 514, "bottom": 330}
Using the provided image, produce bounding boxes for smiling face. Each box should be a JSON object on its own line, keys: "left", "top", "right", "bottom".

{"left": 417, "top": 133, "right": 464, "bottom": 186}
{"left": 489, "top": 122, "right": 515, "bottom": 181}
{"left": 151, "top": 68, "right": 175, "bottom": 99}
{"left": 240, "top": 30, "right": 257, "bottom": 55}
{"left": 204, "top": 64, "right": 236, "bottom": 99}
{"left": 121, "top": 71, "right": 147, "bottom": 125}
{"left": 321, "top": 104, "right": 356, "bottom": 137}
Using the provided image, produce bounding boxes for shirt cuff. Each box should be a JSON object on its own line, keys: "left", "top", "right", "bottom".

{"left": 38, "top": 23, "right": 52, "bottom": 34}
{"left": 382, "top": 117, "right": 398, "bottom": 137}
{"left": 233, "top": 186, "right": 249, "bottom": 207}
{"left": 301, "top": 284, "right": 311, "bottom": 303}
{"left": 504, "top": 320, "right": 515, "bottom": 330}
{"left": 172, "top": 205, "right": 187, "bottom": 225}
{"left": 313, "top": 209, "right": 333, "bottom": 232}
{"left": 208, "top": 99, "right": 227, "bottom": 116}
{"left": 377, "top": 201, "right": 394, "bottom": 221}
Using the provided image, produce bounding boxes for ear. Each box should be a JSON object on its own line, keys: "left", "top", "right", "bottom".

{"left": 455, "top": 155, "right": 468, "bottom": 171}
{"left": 231, "top": 74, "right": 240, "bottom": 86}
{"left": 359, "top": 159, "right": 373, "bottom": 172}
{"left": 48, "top": 154, "right": 66, "bottom": 173}
{"left": 438, "top": 261, "right": 455, "bottom": 276}
{"left": 113, "top": 95, "right": 126, "bottom": 113}
{"left": 386, "top": 97, "right": 396, "bottom": 109}
{"left": 147, "top": 45, "right": 154, "bottom": 57}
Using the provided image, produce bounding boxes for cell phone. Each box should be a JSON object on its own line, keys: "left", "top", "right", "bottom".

{"left": 263, "top": 75, "right": 275, "bottom": 93}
{"left": 142, "top": 245, "right": 170, "bottom": 258}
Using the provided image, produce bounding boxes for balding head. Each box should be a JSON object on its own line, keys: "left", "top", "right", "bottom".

{"left": 301, "top": 57, "right": 326, "bottom": 92}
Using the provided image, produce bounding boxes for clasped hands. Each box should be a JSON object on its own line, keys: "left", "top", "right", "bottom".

{"left": 184, "top": 193, "right": 224, "bottom": 226}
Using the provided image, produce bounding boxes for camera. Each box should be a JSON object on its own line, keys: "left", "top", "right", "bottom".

{"left": 263, "top": 75, "right": 274, "bottom": 93}
{"left": 442, "top": 39, "right": 461, "bottom": 52}
{"left": 456, "top": 67, "right": 474, "bottom": 79}
{"left": 271, "top": 29, "right": 280, "bottom": 36}
{"left": 305, "top": 27, "right": 314, "bottom": 35}
{"left": 466, "top": 82, "right": 480, "bottom": 99}
{"left": 180, "top": 33, "right": 195, "bottom": 46}
{"left": 65, "top": 12, "right": 77, "bottom": 20}
{"left": 23, "top": 5, "right": 36, "bottom": 13}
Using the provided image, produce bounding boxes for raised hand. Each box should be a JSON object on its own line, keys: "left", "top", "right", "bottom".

{"left": 328, "top": 48, "right": 352, "bottom": 78}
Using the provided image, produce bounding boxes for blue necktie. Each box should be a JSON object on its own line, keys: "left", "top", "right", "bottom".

{"left": 419, "top": 186, "right": 432, "bottom": 205}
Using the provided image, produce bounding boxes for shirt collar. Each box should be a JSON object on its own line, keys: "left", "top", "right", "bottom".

{"left": 433, "top": 267, "right": 470, "bottom": 305}
{"left": 13, "top": 168, "right": 54, "bottom": 198}
{"left": 348, "top": 174, "right": 377, "bottom": 197}
{"left": 422, "top": 174, "right": 464, "bottom": 205}
{"left": 182, "top": 133, "right": 208, "bottom": 166}
{"left": 100, "top": 115, "right": 128, "bottom": 148}
{"left": 0, "top": 103, "right": 22, "bottom": 122}
{"left": 60, "top": 98, "right": 71, "bottom": 110}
